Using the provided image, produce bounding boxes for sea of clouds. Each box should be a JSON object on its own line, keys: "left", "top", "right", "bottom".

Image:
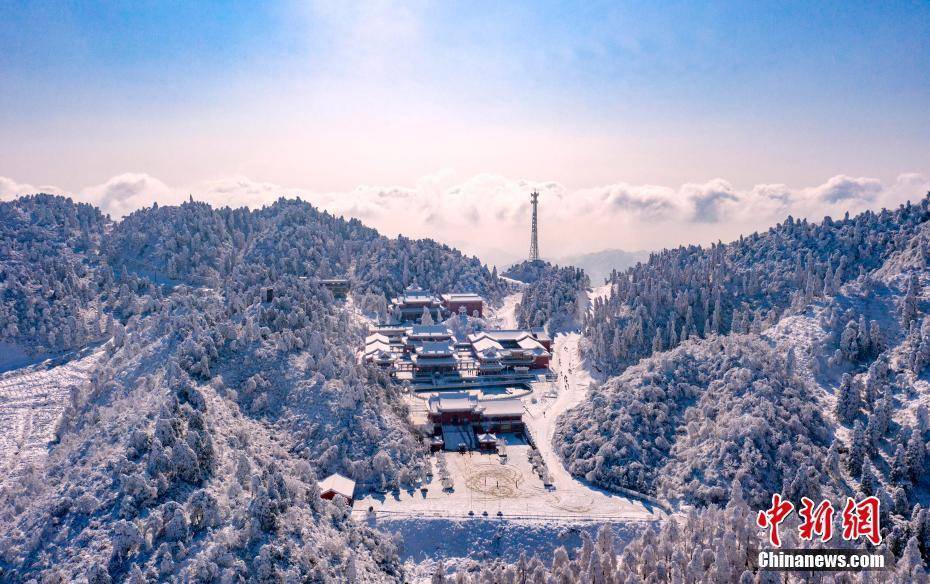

{"left": 2, "top": 171, "right": 928, "bottom": 267}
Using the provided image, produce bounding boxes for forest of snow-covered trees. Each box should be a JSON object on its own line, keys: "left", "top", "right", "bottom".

{"left": 556, "top": 335, "right": 836, "bottom": 509}
{"left": 1, "top": 300, "right": 406, "bottom": 581}
{"left": 0, "top": 196, "right": 503, "bottom": 358}
{"left": 0, "top": 195, "right": 509, "bottom": 582}
{"left": 506, "top": 260, "right": 589, "bottom": 333}
{"left": 434, "top": 486, "right": 928, "bottom": 582}
{"left": 0, "top": 195, "right": 115, "bottom": 358}
{"left": 584, "top": 200, "right": 930, "bottom": 375}
{"left": 545, "top": 193, "right": 930, "bottom": 581}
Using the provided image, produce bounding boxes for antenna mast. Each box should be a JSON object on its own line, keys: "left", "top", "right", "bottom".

{"left": 529, "top": 191, "right": 540, "bottom": 261}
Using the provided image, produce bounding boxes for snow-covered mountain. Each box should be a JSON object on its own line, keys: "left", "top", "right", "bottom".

{"left": 583, "top": 200, "right": 930, "bottom": 376}
{"left": 4, "top": 192, "right": 930, "bottom": 582}
{"left": 556, "top": 334, "right": 837, "bottom": 509}
{"left": 539, "top": 194, "right": 930, "bottom": 582}
{"left": 0, "top": 194, "right": 506, "bottom": 582}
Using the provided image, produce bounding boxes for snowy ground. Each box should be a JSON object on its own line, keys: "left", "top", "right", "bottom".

{"left": 589, "top": 283, "right": 613, "bottom": 303}
{"left": 523, "top": 333, "right": 600, "bottom": 494}
{"left": 0, "top": 346, "right": 105, "bottom": 485}
{"left": 0, "top": 341, "right": 31, "bottom": 372}
{"left": 354, "top": 433, "right": 655, "bottom": 521}
{"left": 764, "top": 310, "right": 829, "bottom": 399}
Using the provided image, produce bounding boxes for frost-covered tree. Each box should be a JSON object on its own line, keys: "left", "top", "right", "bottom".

{"left": 510, "top": 261, "right": 589, "bottom": 332}
{"left": 902, "top": 272, "right": 921, "bottom": 325}
{"left": 846, "top": 420, "right": 868, "bottom": 477}
{"left": 905, "top": 427, "right": 926, "bottom": 480}
{"left": 835, "top": 373, "right": 861, "bottom": 424}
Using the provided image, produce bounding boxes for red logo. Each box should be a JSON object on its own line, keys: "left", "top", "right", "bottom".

{"left": 841, "top": 497, "right": 882, "bottom": 545}
{"left": 757, "top": 495, "right": 882, "bottom": 547}
{"left": 757, "top": 493, "right": 794, "bottom": 547}
{"left": 798, "top": 497, "right": 834, "bottom": 543}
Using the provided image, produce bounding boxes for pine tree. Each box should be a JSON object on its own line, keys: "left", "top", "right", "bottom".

{"left": 826, "top": 439, "right": 841, "bottom": 474}
{"left": 893, "top": 487, "right": 910, "bottom": 516}
{"left": 857, "top": 314, "right": 871, "bottom": 356}
{"left": 898, "top": 536, "right": 928, "bottom": 582}
{"left": 835, "top": 373, "right": 860, "bottom": 424}
{"left": 712, "top": 294, "right": 723, "bottom": 334}
{"left": 846, "top": 421, "right": 867, "bottom": 476}
{"left": 891, "top": 443, "right": 911, "bottom": 486}
{"left": 860, "top": 459, "right": 876, "bottom": 496}
{"left": 431, "top": 560, "right": 446, "bottom": 584}
{"left": 905, "top": 428, "right": 926, "bottom": 480}
{"left": 902, "top": 272, "right": 921, "bottom": 325}
{"left": 652, "top": 328, "right": 664, "bottom": 353}
{"left": 866, "top": 401, "right": 890, "bottom": 446}
{"left": 869, "top": 320, "right": 883, "bottom": 354}
{"left": 839, "top": 320, "right": 861, "bottom": 362}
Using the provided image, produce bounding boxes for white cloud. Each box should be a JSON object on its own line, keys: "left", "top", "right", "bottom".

{"left": 0, "top": 177, "right": 66, "bottom": 201}
{"left": 1, "top": 171, "right": 928, "bottom": 266}
{"left": 682, "top": 179, "right": 739, "bottom": 223}
{"left": 82, "top": 173, "right": 179, "bottom": 218}
{"left": 805, "top": 174, "right": 883, "bottom": 204}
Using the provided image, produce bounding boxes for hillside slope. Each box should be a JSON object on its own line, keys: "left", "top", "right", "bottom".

{"left": 556, "top": 194, "right": 930, "bottom": 571}
{"left": 584, "top": 197, "right": 930, "bottom": 375}
{"left": 0, "top": 293, "right": 404, "bottom": 582}
{"left": 0, "top": 194, "right": 511, "bottom": 581}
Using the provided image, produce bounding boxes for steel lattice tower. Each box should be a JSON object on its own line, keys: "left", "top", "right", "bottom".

{"left": 529, "top": 191, "right": 540, "bottom": 261}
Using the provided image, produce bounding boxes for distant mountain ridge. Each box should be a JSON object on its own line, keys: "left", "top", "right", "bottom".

{"left": 553, "top": 248, "right": 650, "bottom": 283}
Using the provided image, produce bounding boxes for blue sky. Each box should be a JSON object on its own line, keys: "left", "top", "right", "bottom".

{"left": 2, "top": 1, "right": 929, "bottom": 259}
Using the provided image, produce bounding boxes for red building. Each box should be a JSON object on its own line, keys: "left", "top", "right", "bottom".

{"left": 318, "top": 473, "right": 356, "bottom": 505}
{"left": 530, "top": 328, "right": 552, "bottom": 352}
{"left": 426, "top": 393, "right": 525, "bottom": 437}
{"left": 441, "top": 293, "right": 485, "bottom": 317}
{"left": 428, "top": 393, "right": 480, "bottom": 424}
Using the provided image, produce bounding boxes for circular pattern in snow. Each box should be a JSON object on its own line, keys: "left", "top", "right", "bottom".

{"left": 465, "top": 463, "right": 524, "bottom": 498}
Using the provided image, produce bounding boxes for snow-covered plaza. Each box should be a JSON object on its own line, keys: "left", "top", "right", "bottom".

{"left": 353, "top": 437, "right": 659, "bottom": 522}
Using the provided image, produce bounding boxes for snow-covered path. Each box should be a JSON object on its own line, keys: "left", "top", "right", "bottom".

{"left": 523, "top": 332, "right": 664, "bottom": 517}
{"left": 0, "top": 348, "right": 104, "bottom": 484}
{"left": 524, "top": 332, "right": 595, "bottom": 486}
{"left": 491, "top": 292, "right": 522, "bottom": 329}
